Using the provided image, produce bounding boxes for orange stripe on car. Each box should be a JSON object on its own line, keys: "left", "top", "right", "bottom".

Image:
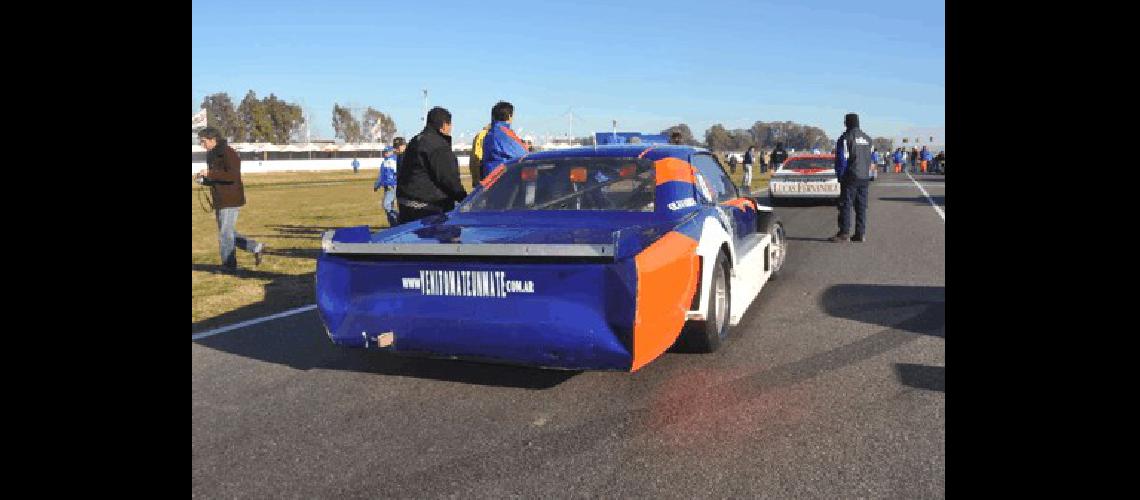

{"left": 653, "top": 157, "right": 695, "bottom": 186}
{"left": 479, "top": 164, "right": 507, "bottom": 188}
{"left": 721, "top": 197, "right": 756, "bottom": 211}
{"left": 631, "top": 231, "right": 700, "bottom": 372}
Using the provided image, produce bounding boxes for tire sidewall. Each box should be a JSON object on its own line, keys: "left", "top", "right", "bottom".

{"left": 705, "top": 253, "right": 731, "bottom": 349}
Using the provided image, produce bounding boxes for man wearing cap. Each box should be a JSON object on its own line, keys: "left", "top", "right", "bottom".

{"left": 829, "top": 113, "right": 874, "bottom": 243}
{"left": 374, "top": 146, "right": 400, "bottom": 227}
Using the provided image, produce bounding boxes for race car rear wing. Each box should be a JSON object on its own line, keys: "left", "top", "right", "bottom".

{"left": 321, "top": 230, "right": 615, "bottom": 258}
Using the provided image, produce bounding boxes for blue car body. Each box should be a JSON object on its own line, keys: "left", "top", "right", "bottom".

{"left": 317, "top": 145, "right": 785, "bottom": 371}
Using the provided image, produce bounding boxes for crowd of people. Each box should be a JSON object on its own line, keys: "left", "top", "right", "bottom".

{"left": 880, "top": 145, "right": 944, "bottom": 174}
{"left": 195, "top": 104, "right": 943, "bottom": 271}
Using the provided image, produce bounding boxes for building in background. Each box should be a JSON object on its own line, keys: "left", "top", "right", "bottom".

{"left": 894, "top": 126, "right": 945, "bottom": 152}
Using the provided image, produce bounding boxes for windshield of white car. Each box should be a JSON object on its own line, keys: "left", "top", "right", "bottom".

{"left": 460, "top": 158, "right": 657, "bottom": 212}
{"left": 780, "top": 158, "right": 834, "bottom": 171}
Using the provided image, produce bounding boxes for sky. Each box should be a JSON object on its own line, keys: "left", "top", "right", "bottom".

{"left": 192, "top": 0, "right": 944, "bottom": 144}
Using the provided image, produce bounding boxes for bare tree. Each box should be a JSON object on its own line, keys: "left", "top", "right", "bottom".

{"left": 332, "top": 104, "right": 363, "bottom": 143}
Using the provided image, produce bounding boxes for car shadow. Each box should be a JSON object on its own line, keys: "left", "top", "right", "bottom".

{"left": 194, "top": 313, "right": 580, "bottom": 389}
{"left": 878, "top": 195, "right": 945, "bottom": 207}
{"left": 818, "top": 284, "right": 944, "bottom": 392}
{"left": 819, "top": 283, "right": 943, "bottom": 337}
{"left": 893, "top": 363, "right": 944, "bottom": 392}
{"left": 785, "top": 236, "right": 834, "bottom": 242}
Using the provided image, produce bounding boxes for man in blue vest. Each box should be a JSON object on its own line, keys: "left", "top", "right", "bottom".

{"left": 829, "top": 113, "right": 874, "bottom": 243}
{"left": 481, "top": 101, "right": 529, "bottom": 179}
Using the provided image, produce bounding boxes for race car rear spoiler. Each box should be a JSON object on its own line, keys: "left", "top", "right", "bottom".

{"left": 321, "top": 230, "right": 615, "bottom": 258}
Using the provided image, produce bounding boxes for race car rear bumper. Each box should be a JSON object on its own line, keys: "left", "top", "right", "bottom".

{"left": 316, "top": 250, "right": 638, "bottom": 371}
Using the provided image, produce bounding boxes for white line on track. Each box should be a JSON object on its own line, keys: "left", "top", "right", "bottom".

{"left": 192, "top": 304, "right": 317, "bottom": 341}
{"left": 905, "top": 172, "right": 945, "bottom": 221}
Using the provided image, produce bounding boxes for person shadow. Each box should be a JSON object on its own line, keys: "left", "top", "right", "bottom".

{"left": 818, "top": 284, "right": 944, "bottom": 392}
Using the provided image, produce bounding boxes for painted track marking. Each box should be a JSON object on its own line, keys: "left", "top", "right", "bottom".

{"left": 192, "top": 304, "right": 317, "bottom": 340}
{"left": 905, "top": 172, "right": 945, "bottom": 221}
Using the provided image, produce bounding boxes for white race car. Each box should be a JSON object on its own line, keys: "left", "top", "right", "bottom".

{"left": 768, "top": 154, "right": 841, "bottom": 203}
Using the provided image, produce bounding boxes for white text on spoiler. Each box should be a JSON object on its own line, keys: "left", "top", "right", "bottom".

{"left": 403, "top": 270, "right": 536, "bottom": 298}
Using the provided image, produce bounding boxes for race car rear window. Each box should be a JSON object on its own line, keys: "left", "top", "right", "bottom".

{"left": 460, "top": 158, "right": 656, "bottom": 212}
{"left": 782, "top": 158, "right": 834, "bottom": 170}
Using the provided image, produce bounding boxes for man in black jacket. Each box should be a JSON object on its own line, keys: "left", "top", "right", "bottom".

{"left": 829, "top": 113, "right": 874, "bottom": 243}
{"left": 770, "top": 142, "right": 788, "bottom": 172}
{"left": 396, "top": 107, "right": 468, "bottom": 224}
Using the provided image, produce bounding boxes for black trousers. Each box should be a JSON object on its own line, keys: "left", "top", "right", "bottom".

{"left": 837, "top": 179, "right": 869, "bottom": 236}
{"left": 396, "top": 201, "right": 451, "bottom": 225}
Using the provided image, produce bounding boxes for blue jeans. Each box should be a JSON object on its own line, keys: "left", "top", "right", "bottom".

{"left": 381, "top": 186, "right": 399, "bottom": 227}
{"left": 215, "top": 207, "right": 262, "bottom": 269}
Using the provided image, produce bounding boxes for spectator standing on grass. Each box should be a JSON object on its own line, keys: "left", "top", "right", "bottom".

{"left": 374, "top": 147, "right": 399, "bottom": 227}
{"left": 396, "top": 107, "right": 467, "bottom": 224}
{"left": 481, "top": 101, "right": 528, "bottom": 179}
{"left": 195, "top": 126, "right": 265, "bottom": 271}
{"left": 742, "top": 146, "right": 756, "bottom": 192}
{"left": 352, "top": 157, "right": 360, "bottom": 174}
{"left": 829, "top": 113, "right": 874, "bottom": 243}
{"left": 771, "top": 142, "right": 789, "bottom": 172}
{"left": 469, "top": 124, "right": 491, "bottom": 184}
{"left": 728, "top": 154, "right": 738, "bottom": 176}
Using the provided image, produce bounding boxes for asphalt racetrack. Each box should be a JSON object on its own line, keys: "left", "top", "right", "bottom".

{"left": 192, "top": 171, "right": 945, "bottom": 498}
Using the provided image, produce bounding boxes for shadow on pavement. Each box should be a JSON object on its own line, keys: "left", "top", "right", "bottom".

{"left": 877, "top": 195, "right": 945, "bottom": 207}
{"left": 194, "top": 316, "right": 579, "bottom": 389}
{"left": 819, "top": 284, "right": 944, "bottom": 392}
{"left": 192, "top": 264, "right": 316, "bottom": 334}
{"left": 818, "top": 284, "right": 944, "bottom": 337}
{"left": 894, "top": 363, "right": 945, "bottom": 392}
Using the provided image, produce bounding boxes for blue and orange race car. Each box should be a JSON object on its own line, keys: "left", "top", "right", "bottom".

{"left": 316, "top": 145, "right": 787, "bottom": 372}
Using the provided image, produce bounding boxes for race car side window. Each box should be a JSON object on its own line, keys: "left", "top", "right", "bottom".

{"left": 690, "top": 153, "right": 739, "bottom": 203}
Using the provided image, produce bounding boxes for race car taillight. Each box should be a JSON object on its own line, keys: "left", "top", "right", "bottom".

{"left": 521, "top": 166, "right": 538, "bottom": 182}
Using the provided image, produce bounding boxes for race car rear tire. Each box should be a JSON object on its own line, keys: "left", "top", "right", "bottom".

{"left": 681, "top": 252, "right": 731, "bottom": 353}
{"left": 758, "top": 212, "right": 786, "bottom": 278}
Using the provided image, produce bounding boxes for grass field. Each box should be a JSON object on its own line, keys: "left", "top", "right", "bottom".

{"left": 191, "top": 163, "right": 770, "bottom": 332}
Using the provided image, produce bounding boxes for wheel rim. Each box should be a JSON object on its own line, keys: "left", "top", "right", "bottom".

{"left": 714, "top": 268, "right": 727, "bottom": 335}
{"left": 771, "top": 224, "right": 786, "bottom": 273}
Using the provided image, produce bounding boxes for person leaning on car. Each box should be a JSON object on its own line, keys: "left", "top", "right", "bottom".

{"left": 395, "top": 106, "right": 468, "bottom": 225}
{"left": 195, "top": 126, "right": 265, "bottom": 271}
{"left": 829, "top": 113, "right": 874, "bottom": 243}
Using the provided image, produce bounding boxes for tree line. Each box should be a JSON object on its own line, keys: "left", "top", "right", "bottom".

{"left": 663, "top": 121, "right": 894, "bottom": 152}
{"left": 198, "top": 91, "right": 397, "bottom": 144}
